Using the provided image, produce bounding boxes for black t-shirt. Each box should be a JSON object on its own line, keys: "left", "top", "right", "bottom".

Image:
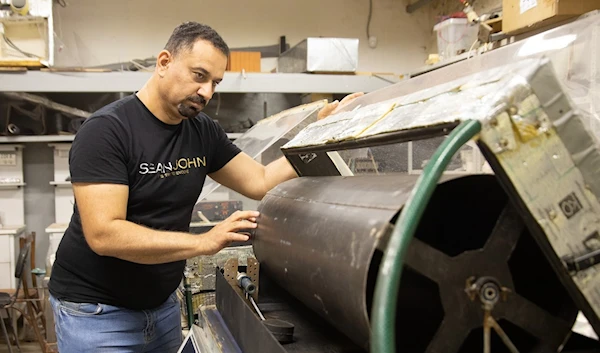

{"left": 48, "top": 94, "right": 241, "bottom": 310}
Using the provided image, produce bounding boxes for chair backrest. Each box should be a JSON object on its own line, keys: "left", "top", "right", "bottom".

{"left": 13, "top": 239, "right": 31, "bottom": 299}
{"left": 21, "top": 231, "right": 37, "bottom": 287}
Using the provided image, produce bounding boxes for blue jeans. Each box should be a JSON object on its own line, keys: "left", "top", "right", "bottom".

{"left": 49, "top": 292, "right": 183, "bottom": 353}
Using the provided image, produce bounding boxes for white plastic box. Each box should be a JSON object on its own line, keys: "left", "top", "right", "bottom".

{"left": 433, "top": 18, "right": 479, "bottom": 59}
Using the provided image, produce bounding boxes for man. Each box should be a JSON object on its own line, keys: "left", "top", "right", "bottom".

{"left": 48, "top": 21, "right": 362, "bottom": 353}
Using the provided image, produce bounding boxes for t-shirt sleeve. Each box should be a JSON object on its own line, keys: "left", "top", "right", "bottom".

{"left": 207, "top": 119, "right": 242, "bottom": 174}
{"left": 69, "top": 116, "right": 129, "bottom": 185}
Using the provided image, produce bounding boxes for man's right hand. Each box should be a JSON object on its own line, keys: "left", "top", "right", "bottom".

{"left": 200, "top": 210, "right": 259, "bottom": 255}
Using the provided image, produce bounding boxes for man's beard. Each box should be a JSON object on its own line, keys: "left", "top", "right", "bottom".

{"left": 177, "top": 95, "right": 207, "bottom": 119}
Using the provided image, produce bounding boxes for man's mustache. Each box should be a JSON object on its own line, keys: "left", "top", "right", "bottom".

{"left": 188, "top": 96, "right": 207, "bottom": 106}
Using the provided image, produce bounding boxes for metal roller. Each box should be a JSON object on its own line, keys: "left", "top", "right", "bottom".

{"left": 253, "top": 174, "right": 579, "bottom": 352}
{"left": 254, "top": 174, "right": 417, "bottom": 348}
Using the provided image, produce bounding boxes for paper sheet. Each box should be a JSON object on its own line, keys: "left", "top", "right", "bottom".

{"left": 520, "top": 0, "right": 537, "bottom": 14}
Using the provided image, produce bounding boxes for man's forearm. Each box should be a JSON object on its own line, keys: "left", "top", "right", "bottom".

{"left": 87, "top": 220, "right": 205, "bottom": 265}
{"left": 263, "top": 156, "right": 298, "bottom": 195}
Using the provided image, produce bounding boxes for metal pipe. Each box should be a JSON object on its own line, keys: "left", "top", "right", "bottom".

{"left": 237, "top": 272, "right": 256, "bottom": 295}
{"left": 249, "top": 296, "right": 265, "bottom": 321}
{"left": 253, "top": 172, "right": 578, "bottom": 352}
{"left": 489, "top": 316, "right": 520, "bottom": 353}
{"left": 484, "top": 311, "right": 491, "bottom": 353}
{"left": 254, "top": 175, "right": 419, "bottom": 349}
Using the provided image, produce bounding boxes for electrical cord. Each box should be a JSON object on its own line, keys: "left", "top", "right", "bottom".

{"left": 370, "top": 119, "right": 482, "bottom": 353}
{"left": 366, "top": 0, "right": 372, "bottom": 39}
{"left": 2, "top": 34, "right": 39, "bottom": 58}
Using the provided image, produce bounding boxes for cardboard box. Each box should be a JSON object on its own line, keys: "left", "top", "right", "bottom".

{"left": 227, "top": 51, "right": 261, "bottom": 72}
{"left": 502, "top": 0, "right": 599, "bottom": 34}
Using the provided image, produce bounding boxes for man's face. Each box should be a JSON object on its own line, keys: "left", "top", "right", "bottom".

{"left": 158, "top": 39, "right": 227, "bottom": 119}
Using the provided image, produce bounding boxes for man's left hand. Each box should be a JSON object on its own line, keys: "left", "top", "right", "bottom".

{"left": 317, "top": 92, "right": 365, "bottom": 121}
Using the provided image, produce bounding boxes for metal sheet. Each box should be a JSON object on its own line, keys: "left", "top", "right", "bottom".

{"left": 215, "top": 267, "right": 288, "bottom": 353}
{"left": 195, "top": 306, "right": 243, "bottom": 353}
{"left": 212, "top": 265, "right": 366, "bottom": 353}
{"left": 196, "top": 99, "right": 325, "bottom": 202}
{"left": 282, "top": 58, "right": 541, "bottom": 150}
{"left": 253, "top": 175, "right": 420, "bottom": 348}
{"left": 474, "top": 60, "right": 600, "bottom": 337}
{"left": 277, "top": 38, "right": 359, "bottom": 73}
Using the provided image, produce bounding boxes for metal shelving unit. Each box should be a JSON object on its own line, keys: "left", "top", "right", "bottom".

{"left": 0, "top": 71, "right": 398, "bottom": 93}
{"left": 0, "top": 132, "right": 242, "bottom": 143}
{"left": 0, "top": 135, "right": 75, "bottom": 143}
{"left": 0, "top": 71, "right": 392, "bottom": 143}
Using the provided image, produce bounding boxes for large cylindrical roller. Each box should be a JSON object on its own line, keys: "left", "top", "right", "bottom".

{"left": 253, "top": 174, "right": 579, "bottom": 352}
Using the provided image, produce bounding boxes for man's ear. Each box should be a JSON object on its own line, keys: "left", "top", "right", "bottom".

{"left": 156, "top": 50, "right": 172, "bottom": 77}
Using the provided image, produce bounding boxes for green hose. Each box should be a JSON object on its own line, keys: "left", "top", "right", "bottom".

{"left": 370, "top": 120, "right": 482, "bottom": 353}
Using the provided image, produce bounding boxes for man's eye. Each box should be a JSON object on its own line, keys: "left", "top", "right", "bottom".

{"left": 195, "top": 72, "right": 204, "bottom": 79}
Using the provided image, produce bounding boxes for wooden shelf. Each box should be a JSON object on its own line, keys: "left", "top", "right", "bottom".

{"left": 0, "top": 135, "right": 75, "bottom": 143}
{"left": 0, "top": 225, "right": 26, "bottom": 235}
{"left": 0, "top": 182, "right": 26, "bottom": 188}
{"left": 45, "top": 223, "right": 68, "bottom": 234}
{"left": 50, "top": 181, "right": 71, "bottom": 187}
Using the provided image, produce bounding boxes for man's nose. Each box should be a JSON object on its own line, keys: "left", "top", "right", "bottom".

{"left": 196, "top": 83, "right": 214, "bottom": 100}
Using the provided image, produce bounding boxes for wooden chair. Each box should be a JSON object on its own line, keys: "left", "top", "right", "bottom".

{"left": 1, "top": 232, "right": 54, "bottom": 353}
{"left": 17, "top": 232, "right": 48, "bottom": 349}
{"left": 0, "top": 234, "right": 31, "bottom": 353}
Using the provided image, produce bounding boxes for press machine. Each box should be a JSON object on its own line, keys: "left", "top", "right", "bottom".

{"left": 184, "top": 12, "right": 600, "bottom": 353}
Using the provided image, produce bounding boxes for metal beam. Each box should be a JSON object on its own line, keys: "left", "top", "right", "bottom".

{"left": 0, "top": 71, "right": 397, "bottom": 94}
{"left": 0, "top": 92, "right": 91, "bottom": 118}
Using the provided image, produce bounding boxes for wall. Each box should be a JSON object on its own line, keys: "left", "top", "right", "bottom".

{"left": 23, "top": 144, "right": 55, "bottom": 272}
{"left": 52, "top": 0, "right": 436, "bottom": 74}
{"left": 430, "top": 0, "right": 502, "bottom": 18}
{"left": 23, "top": 0, "right": 501, "bottom": 272}
{"left": 417, "top": 0, "right": 503, "bottom": 55}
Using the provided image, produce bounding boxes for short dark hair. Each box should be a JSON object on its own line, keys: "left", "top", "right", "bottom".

{"left": 164, "top": 22, "right": 230, "bottom": 57}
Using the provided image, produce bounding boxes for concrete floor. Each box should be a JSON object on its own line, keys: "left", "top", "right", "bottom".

{"left": 0, "top": 315, "right": 45, "bottom": 353}
{"left": 0, "top": 341, "right": 43, "bottom": 353}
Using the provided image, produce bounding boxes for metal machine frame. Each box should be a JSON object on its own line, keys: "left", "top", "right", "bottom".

{"left": 191, "top": 12, "right": 600, "bottom": 353}
{"left": 278, "top": 58, "right": 600, "bottom": 348}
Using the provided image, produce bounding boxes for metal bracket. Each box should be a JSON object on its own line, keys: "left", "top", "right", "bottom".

{"left": 247, "top": 257, "right": 260, "bottom": 301}
{"left": 224, "top": 257, "right": 262, "bottom": 305}
{"left": 561, "top": 231, "right": 600, "bottom": 273}
{"left": 224, "top": 258, "right": 240, "bottom": 290}
{"left": 480, "top": 112, "right": 518, "bottom": 154}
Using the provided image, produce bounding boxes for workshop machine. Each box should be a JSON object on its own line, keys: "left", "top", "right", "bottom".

{"left": 184, "top": 11, "right": 600, "bottom": 353}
